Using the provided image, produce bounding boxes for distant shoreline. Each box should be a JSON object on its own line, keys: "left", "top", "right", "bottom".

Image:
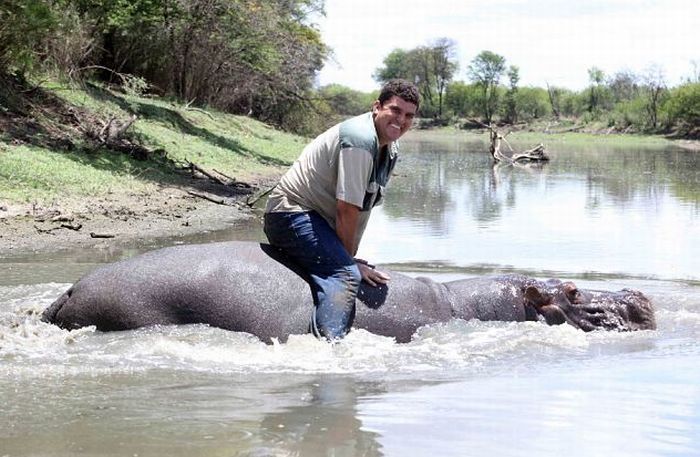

{"left": 406, "top": 124, "right": 700, "bottom": 151}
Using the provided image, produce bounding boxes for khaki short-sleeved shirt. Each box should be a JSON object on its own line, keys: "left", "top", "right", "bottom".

{"left": 265, "top": 112, "right": 399, "bottom": 249}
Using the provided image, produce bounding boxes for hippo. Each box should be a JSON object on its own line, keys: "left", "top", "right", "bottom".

{"left": 41, "top": 241, "right": 656, "bottom": 343}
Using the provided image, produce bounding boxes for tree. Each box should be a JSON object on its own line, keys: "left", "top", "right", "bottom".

{"left": 444, "top": 81, "right": 481, "bottom": 118}
{"left": 408, "top": 46, "right": 437, "bottom": 113}
{"left": 687, "top": 59, "right": 700, "bottom": 84}
{"left": 318, "top": 84, "right": 375, "bottom": 116}
{"left": 642, "top": 65, "right": 667, "bottom": 130}
{"left": 504, "top": 65, "right": 519, "bottom": 124}
{"left": 0, "top": 0, "right": 60, "bottom": 72}
{"left": 545, "top": 82, "right": 562, "bottom": 119}
{"left": 610, "top": 96, "right": 647, "bottom": 130}
{"left": 663, "top": 82, "right": 700, "bottom": 133}
{"left": 557, "top": 88, "right": 586, "bottom": 117}
{"left": 607, "top": 70, "right": 640, "bottom": 103}
{"left": 467, "top": 50, "right": 506, "bottom": 124}
{"left": 587, "top": 66, "right": 605, "bottom": 113}
{"left": 515, "top": 87, "right": 551, "bottom": 121}
{"left": 374, "top": 39, "right": 458, "bottom": 118}
{"left": 4, "top": 0, "right": 324, "bottom": 132}
{"left": 430, "top": 38, "right": 458, "bottom": 118}
{"left": 373, "top": 49, "right": 411, "bottom": 82}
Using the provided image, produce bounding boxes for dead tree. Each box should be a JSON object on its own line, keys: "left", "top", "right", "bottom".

{"left": 490, "top": 128, "right": 548, "bottom": 164}
{"left": 471, "top": 119, "right": 549, "bottom": 164}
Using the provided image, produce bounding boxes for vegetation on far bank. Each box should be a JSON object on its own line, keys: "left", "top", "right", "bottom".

{"left": 412, "top": 122, "right": 680, "bottom": 148}
{"left": 371, "top": 44, "right": 699, "bottom": 139}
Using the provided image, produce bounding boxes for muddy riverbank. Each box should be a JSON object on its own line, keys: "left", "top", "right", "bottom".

{"left": 0, "top": 184, "right": 260, "bottom": 257}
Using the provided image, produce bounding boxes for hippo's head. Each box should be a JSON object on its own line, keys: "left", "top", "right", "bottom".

{"left": 524, "top": 279, "right": 656, "bottom": 332}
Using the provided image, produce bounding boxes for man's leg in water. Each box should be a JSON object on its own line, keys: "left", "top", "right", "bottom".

{"left": 263, "top": 211, "right": 361, "bottom": 340}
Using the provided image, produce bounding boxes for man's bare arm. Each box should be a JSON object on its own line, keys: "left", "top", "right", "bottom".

{"left": 336, "top": 199, "right": 390, "bottom": 287}
{"left": 336, "top": 199, "right": 360, "bottom": 256}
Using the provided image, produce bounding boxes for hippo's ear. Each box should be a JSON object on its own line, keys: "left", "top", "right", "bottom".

{"left": 562, "top": 282, "right": 582, "bottom": 304}
{"left": 524, "top": 286, "right": 550, "bottom": 309}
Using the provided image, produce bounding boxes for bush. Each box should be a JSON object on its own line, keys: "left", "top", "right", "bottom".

{"left": 0, "top": 0, "right": 60, "bottom": 72}
{"left": 318, "top": 84, "right": 376, "bottom": 117}
{"left": 558, "top": 90, "right": 587, "bottom": 118}
{"left": 444, "top": 81, "right": 481, "bottom": 118}
{"left": 514, "top": 87, "right": 551, "bottom": 121}
{"left": 41, "top": 4, "right": 97, "bottom": 76}
{"left": 663, "top": 83, "right": 700, "bottom": 134}
{"left": 608, "top": 96, "right": 647, "bottom": 130}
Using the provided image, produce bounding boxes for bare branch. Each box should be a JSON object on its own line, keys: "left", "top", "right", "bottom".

{"left": 186, "top": 190, "right": 234, "bottom": 206}
{"left": 187, "top": 161, "right": 228, "bottom": 186}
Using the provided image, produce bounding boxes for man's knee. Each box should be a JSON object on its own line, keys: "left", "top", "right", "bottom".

{"left": 326, "top": 264, "right": 360, "bottom": 309}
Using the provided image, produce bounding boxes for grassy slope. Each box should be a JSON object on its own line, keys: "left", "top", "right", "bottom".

{"left": 0, "top": 81, "right": 306, "bottom": 204}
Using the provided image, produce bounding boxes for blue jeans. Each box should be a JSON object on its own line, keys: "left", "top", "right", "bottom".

{"left": 263, "top": 211, "right": 361, "bottom": 340}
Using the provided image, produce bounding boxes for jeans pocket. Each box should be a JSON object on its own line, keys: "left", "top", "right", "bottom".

{"left": 265, "top": 212, "right": 315, "bottom": 248}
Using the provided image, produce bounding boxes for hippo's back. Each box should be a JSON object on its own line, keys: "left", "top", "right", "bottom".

{"left": 42, "top": 241, "right": 314, "bottom": 339}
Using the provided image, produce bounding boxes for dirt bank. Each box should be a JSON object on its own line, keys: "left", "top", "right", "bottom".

{"left": 672, "top": 138, "right": 700, "bottom": 151}
{"left": 0, "top": 185, "right": 262, "bottom": 258}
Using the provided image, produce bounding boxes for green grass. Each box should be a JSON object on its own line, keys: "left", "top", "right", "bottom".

{"left": 1, "top": 81, "right": 306, "bottom": 204}
{"left": 416, "top": 124, "right": 677, "bottom": 148}
{"left": 0, "top": 144, "right": 152, "bottom": 201}
{"left": 506, "top": 131, "right": 673, "bottom": 146}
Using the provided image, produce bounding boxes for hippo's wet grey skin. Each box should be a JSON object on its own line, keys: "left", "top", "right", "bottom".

{"left": 41, "top": 241, "right": 656, "bottom": 343}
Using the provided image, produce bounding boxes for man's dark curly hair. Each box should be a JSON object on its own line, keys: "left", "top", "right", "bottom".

{"left": 378, "top": 79, "right": 420, "bottom": 109}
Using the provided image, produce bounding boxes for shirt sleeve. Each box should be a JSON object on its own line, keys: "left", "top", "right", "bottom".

{"left": 336, "top": 147, "right": 373, "bottom": 208}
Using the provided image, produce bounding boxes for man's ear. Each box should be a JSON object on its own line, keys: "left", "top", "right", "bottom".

{"left": 371, "top": 100, "right": 381, "bottom": 112}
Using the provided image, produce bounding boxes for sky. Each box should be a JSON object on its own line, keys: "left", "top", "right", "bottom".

{"left": 314, "top": 0, "right": 699, "bottom": 92}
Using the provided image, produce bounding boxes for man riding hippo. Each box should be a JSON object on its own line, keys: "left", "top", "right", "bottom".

{"left": 263, "top": 79, "right": 419, "bottom": 341}
{"left": 41, "top": 241, "right": 656, "bottom": 343}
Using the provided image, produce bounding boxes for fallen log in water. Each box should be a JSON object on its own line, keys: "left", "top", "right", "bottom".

{"left": 470, "top": 119, "right": 550, "bottom": 164}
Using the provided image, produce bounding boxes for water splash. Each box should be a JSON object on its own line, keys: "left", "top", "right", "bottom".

{"left": 0, "top": 281, "right": 695, "bottom": 379}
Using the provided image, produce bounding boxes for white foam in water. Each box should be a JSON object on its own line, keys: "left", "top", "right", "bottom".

{"left": 91, "top": 319, "right": 598, "bottom": 375}
{"left": 1, "top": 281, "right": 697, "bottom": 379}
{"left": 0, "top": 284, "right": 94, "bottom": 350}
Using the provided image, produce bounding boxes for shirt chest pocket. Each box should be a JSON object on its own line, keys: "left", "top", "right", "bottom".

{"left": 362, "top": 181, "right": 384, "bottom": 212}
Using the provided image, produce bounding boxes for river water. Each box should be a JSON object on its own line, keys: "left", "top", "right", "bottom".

{"left": 2, "top": 133, "right": 700, "bottom": 456}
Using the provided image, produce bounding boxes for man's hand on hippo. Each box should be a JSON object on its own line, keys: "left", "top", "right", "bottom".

{"left": 355, "top": 258, "right": 391, "bottom": 287}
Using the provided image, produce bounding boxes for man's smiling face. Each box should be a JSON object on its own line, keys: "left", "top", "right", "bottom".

{"left": 372, "top": 96, "right": 417, "bottom": 147}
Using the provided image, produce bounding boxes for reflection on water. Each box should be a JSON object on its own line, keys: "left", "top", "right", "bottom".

{"left": 257, "top": 376, "right": 383, "bottom": 456}
{"left": 362, "top": 137, "right": 700, "bottom": 281}
{"left": 1, "top": 368, "right": 386, "bottom": 457}
{"left": 2, "top": 133, "right": 700, "bottom": 457}
{"left": 362, "top": 353, "right": 700, "bottom": 457}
